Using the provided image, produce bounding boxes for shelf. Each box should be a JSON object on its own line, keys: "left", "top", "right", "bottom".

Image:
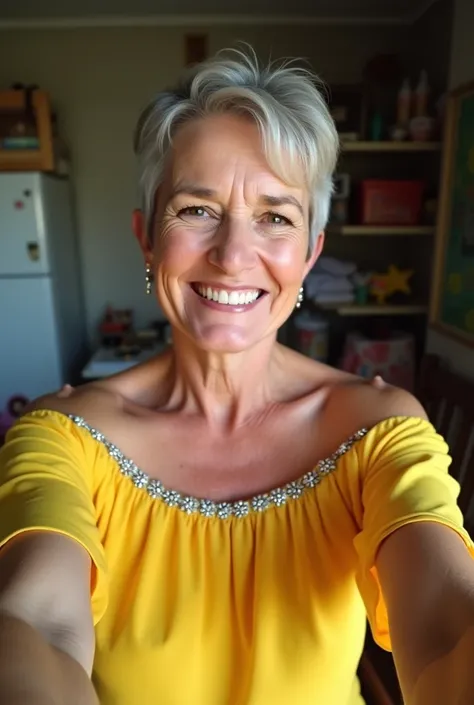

{"left": 0, "top": 149, "right": 47, "bottom": 171}
{"left": 327, "top": 225, "right": 435, "bottom": 236}
{"left": 341, "top": 141, "right": 442, "bottom": 152}
{"left": 313, "top": 303, "right": 428, "bottom": 316}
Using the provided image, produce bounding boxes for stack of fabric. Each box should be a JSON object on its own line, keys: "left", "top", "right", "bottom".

{"left": 305, "top": 257, "right": 356, "bottom": 305}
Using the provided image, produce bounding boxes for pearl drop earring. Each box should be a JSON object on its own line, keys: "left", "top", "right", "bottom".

{"left": 295, "top": 286, "right": 304, "bottom": 309}
{"left": 145, "top": 262, "right": 154, "bottom": 295}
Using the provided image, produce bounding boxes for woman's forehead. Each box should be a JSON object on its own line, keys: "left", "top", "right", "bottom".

{"left": 164, "top": 114, "right": 308, "bottom": 203}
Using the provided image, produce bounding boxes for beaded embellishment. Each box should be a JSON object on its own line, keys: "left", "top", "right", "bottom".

{"left": 69, "top": 414, "right": 367, "bottom": 520}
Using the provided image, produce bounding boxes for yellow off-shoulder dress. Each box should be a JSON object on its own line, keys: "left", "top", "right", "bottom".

{"left": 0, "top": 410, "right": 473, "bottom": 705}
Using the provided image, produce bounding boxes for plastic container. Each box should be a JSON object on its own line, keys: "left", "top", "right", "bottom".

{"left": 409, "top": 116, "right": 435, "bottom": 142}
{"left": 360, "top": 180, "right": 424, "bottom": 225}
{"left": 294, "top": 312, "right": 329, "bottom": 362}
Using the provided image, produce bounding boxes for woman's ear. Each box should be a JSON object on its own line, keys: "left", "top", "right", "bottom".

{"left": 304, "top": 231, "right": 325, "bottom": 276}
{"left": 132, "top": 209, "right": 152, "bottom": 260}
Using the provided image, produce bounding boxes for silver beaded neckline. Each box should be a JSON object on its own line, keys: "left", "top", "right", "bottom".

{"left": 68, "top": 414, "right": 367, "bottom": 520}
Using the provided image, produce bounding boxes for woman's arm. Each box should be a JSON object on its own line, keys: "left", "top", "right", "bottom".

{"left": 0, "top": 533, "right": 98, "bottom": 705}
{"left": 377, "top": 521, "right": 474, "bottom": 705}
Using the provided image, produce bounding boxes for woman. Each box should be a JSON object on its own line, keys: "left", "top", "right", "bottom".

{"left": 0, "top": 48, "right": 474, "bottom": 705}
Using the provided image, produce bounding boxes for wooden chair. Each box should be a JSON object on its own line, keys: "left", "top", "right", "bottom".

{"left": 417, "top": 354, "right": 474, "bottom": 525}
{"left": 359, "top": 648, "right": 400, "bottom": 705}
{"left": 360, "top": 354, "right": 474, "bottom": 704}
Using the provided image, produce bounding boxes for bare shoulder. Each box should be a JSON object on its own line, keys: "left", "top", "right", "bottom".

{"left": 326, "top": 376, "right": 428, "bottom": 434}
{"left": 22, "top": 352, "right": 172, "bottom": 430}
{"left": 279, "top": 344, "right": 356, "bottom": 392}
{"left": 284, "top": 345, "right": 428, "bottom": 433}
{"left": 24, "top": 381, "right": 123, "bottom": 429}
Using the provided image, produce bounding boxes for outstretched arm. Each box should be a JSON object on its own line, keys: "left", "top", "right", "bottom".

{"left": 0, "top": 533, "right": 98, "bottom": 705}
{"left": 377, "top": 521, "right": 474, "bottom": 705}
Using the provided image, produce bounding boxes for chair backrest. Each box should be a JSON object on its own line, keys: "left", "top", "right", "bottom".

{"left": 417, "top": 355, "right": 474, "bottom": 518}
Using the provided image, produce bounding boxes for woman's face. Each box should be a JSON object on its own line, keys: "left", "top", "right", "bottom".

{"left": 135, "top": 113, "right": 322, "bottom": 353}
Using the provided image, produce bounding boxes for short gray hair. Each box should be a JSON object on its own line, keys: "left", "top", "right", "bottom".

{"left": 134, "top": 46, "right": 339, "bottom": 252}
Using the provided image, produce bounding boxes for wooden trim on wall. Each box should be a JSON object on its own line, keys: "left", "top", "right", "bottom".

{"left": 429, "top": 79, "right": 474, "bottom": 346}
{"left": 430, "top": 322, "right": 474, "bottom": 350}
{"left": 0, "top": 14, "right": 412, "bottom": 30}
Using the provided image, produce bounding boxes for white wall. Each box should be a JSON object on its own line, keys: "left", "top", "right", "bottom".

{"left": 0, "top": 24, "right": 406, "bottom": 343}
{"left": 426, "top": 0, "right": 474, "bottom": 379}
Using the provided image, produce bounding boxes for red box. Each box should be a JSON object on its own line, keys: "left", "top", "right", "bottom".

{"left": 360, "top": 180, "right": 424, "bottom": 225}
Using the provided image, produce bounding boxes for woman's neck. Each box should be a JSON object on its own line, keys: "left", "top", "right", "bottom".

{"left": 163, "top": 329, "right": 285, "bottom": 431}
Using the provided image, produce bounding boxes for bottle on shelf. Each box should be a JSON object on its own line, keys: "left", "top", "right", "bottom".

{"left": 397, "top": 78, "right": 412, "bottom": 126}
{"left": 410, "top": 70, "right": 435, "bottom": 140}
{"left": 414, "top": 70, "right": 430, "bottom": 117}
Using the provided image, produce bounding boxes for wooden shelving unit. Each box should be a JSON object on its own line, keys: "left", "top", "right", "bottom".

{"left": 327, "top": 225, "right": 435, "bottom": 236}
{"left": 341, "top": 140, "right": 441, "bottom": 152}
{"left": 287, "top": 130, "right": 443, "bottom": 367}
{"left": 314, "top": 303, "right": 428, "bottom": 316}
{"left": 320, "top": 137, "right": 442, "bottom": 324}
{"left": 0, "top": 90, "right": 54, "bottom": 172}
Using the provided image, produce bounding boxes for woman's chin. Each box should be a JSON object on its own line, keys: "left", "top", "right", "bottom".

{"left": 187, "top": 323, "right": 264, "bottom": 353}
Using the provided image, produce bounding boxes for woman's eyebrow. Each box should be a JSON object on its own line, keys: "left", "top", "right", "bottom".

{"left": 259, "top": 194, "right": 304, "bottom": 215}
{"left": 169, "top": 185, "right": 304, "bottom": 216}
{"left": 170, "top": 183, "right": 217, "bottom": 200}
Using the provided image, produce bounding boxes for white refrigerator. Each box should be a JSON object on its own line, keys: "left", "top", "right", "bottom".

{"left": 0, "top": 173, "right": 87, "bottom": 410}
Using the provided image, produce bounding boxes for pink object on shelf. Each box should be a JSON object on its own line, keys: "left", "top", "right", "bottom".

{"left": 340, "top": 332, "right": 415, "bottom": 391}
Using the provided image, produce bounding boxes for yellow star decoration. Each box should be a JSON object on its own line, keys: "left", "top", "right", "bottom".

{"left": 465, "top": 309, "right": 474, "bottom": 333}
{"left": 370, "top": 265, "right": 414, "bottom": 305}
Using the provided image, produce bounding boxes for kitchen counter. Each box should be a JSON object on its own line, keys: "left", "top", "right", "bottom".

{"left": 81, "top": 344, "right": 167, "bottom": 380}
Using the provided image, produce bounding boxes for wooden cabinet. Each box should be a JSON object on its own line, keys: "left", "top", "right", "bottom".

{"left": 0, "top": 89, "right": 54, "bottom": 172}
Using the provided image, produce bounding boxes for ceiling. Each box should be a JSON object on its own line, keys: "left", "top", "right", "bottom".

{"left": 0, "top": 0, "right": 438, "bottom": 26}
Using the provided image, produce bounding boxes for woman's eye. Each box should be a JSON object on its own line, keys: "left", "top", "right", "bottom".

{"left": 263, "top": 212, "right": 293, "bottom": 226}
{"left": 179, "top": 206, "right": 209, "bottom": 218}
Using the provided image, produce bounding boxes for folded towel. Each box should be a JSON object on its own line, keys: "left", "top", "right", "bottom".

{"left": 313, "top": 292, "right": 355, "bottom": 304}
{"left": 314, "top": 257, "right": 357, "bottom": 277}
{"left": 305, "top": 272, "right": 354, "bottom": 299}
{"left": 317, "top": 278, "right": 354, "bottom": 295}
{"left": 306, "top": 272, "right": 335, "bottom": 288}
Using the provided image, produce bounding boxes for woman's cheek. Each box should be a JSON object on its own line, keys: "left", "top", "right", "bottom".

{"left": 155, "top": 226, "right": 208, "bottom": 269}
{"left": 264, "top": 238, "right": 307, "bottom": 283}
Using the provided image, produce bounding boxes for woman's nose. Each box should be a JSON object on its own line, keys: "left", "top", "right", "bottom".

{"left": 207, "top": 219, "right": 258, "bottom": 275}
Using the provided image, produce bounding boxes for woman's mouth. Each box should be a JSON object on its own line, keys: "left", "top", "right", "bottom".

{"left": 191, "top": 283, "right": 266, "bottom": 308}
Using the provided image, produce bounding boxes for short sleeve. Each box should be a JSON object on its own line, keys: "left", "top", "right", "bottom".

{"left": 353, "top": 416, "right": 474, "bottom": 651}
{"left": 0, "top": 410, "right": 108, "bottom": 624}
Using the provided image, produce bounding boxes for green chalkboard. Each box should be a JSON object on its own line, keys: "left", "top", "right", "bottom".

{"left": 432, "top": 81, "right": 474, "bottom": 346}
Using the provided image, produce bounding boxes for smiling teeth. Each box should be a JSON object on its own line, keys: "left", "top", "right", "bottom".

{"left": 197, "top": 285, "right": 260, "bottom": 305}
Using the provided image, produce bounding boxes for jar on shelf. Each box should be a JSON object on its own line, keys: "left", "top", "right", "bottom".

{"left": 294, "top": 312, "right": 329, "bottom": 362}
